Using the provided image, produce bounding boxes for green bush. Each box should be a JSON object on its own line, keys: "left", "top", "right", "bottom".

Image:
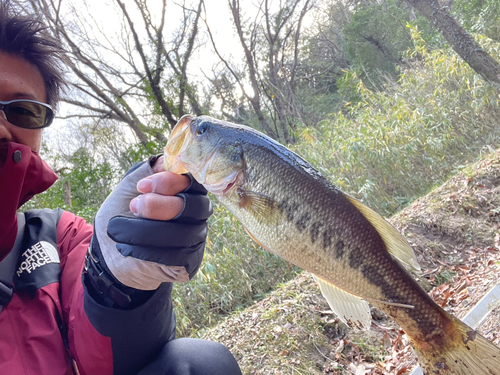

{"left": 344, "top": 0, "right": 439, "bottom": 89}
{"left": 292, "top": 28, "right": 500, "bottom": 216}
{"left": 453, "top": 0, "right": 500, "bottom": 42}
{"left": 22, "top": 148, "right": 117, "bottom": 223}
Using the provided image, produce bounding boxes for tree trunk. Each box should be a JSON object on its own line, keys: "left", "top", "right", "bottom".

{"left": 405, "top": 0, "right": 500, "bottom": 86}
{"left": 229, "top": 0, "right": 278, "bottom": 139}
{"left": 63, "top": 180, "right": 72, "bottom": 208}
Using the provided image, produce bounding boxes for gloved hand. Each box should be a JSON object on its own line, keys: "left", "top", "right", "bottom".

{"left": 89, "top": 155, "right": 212, "bottom": 295}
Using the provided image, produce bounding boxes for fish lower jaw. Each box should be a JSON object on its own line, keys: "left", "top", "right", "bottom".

{"left": 204, "top": 170, "right": 243, "bottom": 197}
{"left": 165, "top": 155, "right": 188, "bottom": 174}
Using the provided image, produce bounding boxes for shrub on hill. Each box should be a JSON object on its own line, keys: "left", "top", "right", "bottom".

{"left": 294, "top": 28, "right": 500, "bottom": 216}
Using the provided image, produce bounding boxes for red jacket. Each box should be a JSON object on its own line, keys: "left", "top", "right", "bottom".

{"left": 0, "top": 142, "right": 175, "bottom": 375}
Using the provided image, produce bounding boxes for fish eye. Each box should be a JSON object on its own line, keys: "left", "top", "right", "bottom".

{"left": 196, "top": 122, "right": 209, "bottom": 135}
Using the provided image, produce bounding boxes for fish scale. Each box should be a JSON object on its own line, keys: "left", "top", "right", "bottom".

{"left": 165, "top": 114, "right": 500, "bottom": 375}
{"left": 239, "top": 142, "right": 397, "bottom": 298}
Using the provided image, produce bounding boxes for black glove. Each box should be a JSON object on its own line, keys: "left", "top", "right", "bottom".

{"left": 87, "top": 160, "right": 212, "bottom": 297}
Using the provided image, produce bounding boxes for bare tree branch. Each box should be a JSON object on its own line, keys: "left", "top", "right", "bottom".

{"left": 115, "top": 0, "right": 176, "bottom": 129}
{"left": 228, "top": 0, "right": 277, "bottom": 138}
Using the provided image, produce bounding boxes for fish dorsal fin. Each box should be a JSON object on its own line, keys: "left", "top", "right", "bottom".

{"left": 315, "top": 276, "right": 371, "bottom": 330}
{"left": 345, "top": 195, "right": 421, "bottom": 271}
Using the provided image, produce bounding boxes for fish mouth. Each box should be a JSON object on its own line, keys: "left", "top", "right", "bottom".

{"left": 223, "top": 180, "right": 236, "bottom": 195}
{"left": 204, "top": 170, "right": 243, "bottom": 197}
{"left": 164, "top": 115, "right": 195, "bottom": 174}
{"left": 196, "top": 146, "right": 219, "bottom": 184}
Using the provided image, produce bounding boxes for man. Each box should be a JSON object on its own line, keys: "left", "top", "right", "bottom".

{"left": 0, "top": 4, "right": 241, "bottom": 375}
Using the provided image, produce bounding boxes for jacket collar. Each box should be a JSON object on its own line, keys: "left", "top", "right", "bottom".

{"left": 0, "top": 142, "right": 58, "bottom": 261}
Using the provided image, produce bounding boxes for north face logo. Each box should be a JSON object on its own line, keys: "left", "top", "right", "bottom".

{"left": 16, "top": 241, "right": 60, "bottom": 277}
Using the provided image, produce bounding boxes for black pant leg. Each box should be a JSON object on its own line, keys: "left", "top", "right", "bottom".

{"left": 136, "top": 338, "right": 242, "bottom": 375}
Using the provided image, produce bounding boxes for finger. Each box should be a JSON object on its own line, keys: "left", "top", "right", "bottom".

{"left": 137, "top": 171, "right": 190, "bottom": 196}
{"left": 151, "top": 155, "right": 165, "bottom": 173}
{"left": 130, "top": 193, "right": 185, "bottom": 220}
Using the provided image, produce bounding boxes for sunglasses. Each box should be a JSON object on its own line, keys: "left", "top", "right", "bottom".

{"left": 0, "top": 99, "right": 54, "bottom": 129}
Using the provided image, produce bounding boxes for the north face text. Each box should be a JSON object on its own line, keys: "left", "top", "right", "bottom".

{"left": 16, "top": 241, "right": 60, "bottom": 277}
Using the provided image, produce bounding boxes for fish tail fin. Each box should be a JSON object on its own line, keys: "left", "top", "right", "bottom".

{"left": 414, "top": 316, "right": 500, "bottom": 375}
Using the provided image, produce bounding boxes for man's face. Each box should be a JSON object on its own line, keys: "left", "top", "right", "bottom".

{"left": 0, "top": 52, "right": 47, "bottom": 152}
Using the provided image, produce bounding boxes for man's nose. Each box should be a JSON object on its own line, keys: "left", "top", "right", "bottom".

{"left": 0, "top": 109, "right": 13, "bottom": 141}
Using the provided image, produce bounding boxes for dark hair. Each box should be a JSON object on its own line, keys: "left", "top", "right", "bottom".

{"left": 0, "top": 3, "right": 66, "bottom": 107}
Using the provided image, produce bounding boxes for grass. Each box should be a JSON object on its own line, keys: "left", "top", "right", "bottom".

{"left": 201, "top": 273, "right": 336, "bottom": 375}
{"left": 433, "top": 270, "right": 458, "bottom": 286}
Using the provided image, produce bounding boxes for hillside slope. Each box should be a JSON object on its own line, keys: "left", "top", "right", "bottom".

{"left": 201, "top": 149, "right": 500, "bottom": 375}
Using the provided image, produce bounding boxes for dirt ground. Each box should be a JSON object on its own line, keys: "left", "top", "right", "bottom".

{"left": 202, "top": 149, "right": 500, "bottom": 374}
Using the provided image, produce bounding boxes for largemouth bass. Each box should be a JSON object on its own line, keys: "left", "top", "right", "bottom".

{"left": 164, "top": 115, "right": 500, "bottom": 375}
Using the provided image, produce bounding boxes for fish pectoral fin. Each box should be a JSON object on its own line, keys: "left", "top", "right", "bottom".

{"left": 314, "top": 276, "right": 371, "bottom": 331}
{"left": 238, "top": 189, "right": 280, "bottom": 223}
{"left": 345, "top": 195, "right": 421, "bottom": 271}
